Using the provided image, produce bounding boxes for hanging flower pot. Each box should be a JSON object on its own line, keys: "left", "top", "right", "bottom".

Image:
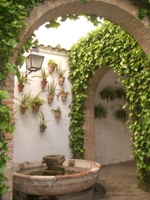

{"left": 58, "top": 89, "right": 70, "bottom": 101}
{"left": 48, "top": 64, "right": 56, "bottom": 73}
{"left": 48, "top": 94, "right": 54, "bottom": 103}
{"left": 18, "top": 84, "right": 24, "bottom": 93}
{"left": 28, "top": 93, "right": 45, "bottom": 114}
{"left": 61, "top": 92, "right": 68, "bottom": 101}
{"left": 19, "top": 105, "right": 27, "bottom": 114}
{"left": 47, "top": 59, "right": 58, "bottom": 73}
{"left": 56, "top": 65, "right": 66, "bottom": 86}
{"left": 40, "top": 125, "right": 47, "bottom": 133}
{"left": 15, "top": 93, "right": 30, "bottom": 114}
{"left": 39, "top": 112, "right": 48, "bottom": 133}
{"left": 51, "top": 106, "right": 61, "bottom": 120}
{"left": 41, "top": 80, "right": 47, "bottom": 89}
{"left": 99, "top": 85, "right": 115, "bottom": 102}
{"left": 54, "top": 111, "right": 61, "bottom": 119}
{"left": 32, "top": 105, "right": 40, "bottom": 114}
{"left": 58, "top": 76, "right": 65, "bottom": 86}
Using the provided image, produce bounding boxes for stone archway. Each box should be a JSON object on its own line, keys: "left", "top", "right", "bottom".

{"left": 84, "top": 66, "right": 111, "bottom": 160}
{"left": 12, "top": 0, "right": 150, "bottom": 61}
{"left": 4, "top": 0, "right": 150, "bottom": 199}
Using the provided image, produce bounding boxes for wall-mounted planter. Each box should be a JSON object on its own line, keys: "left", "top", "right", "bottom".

{"left": 48, "top": 64, "right": 56, "bottom": 73}
{"left": 39, "top": 112, "right": 47, "bottom": 132}
{"left": 58, "top": 89, "right": 70, "bottom": 101}
{"left": 29, "top": 93, "right": 45, "bottom": 114}
{"left": 18, "top": 84, "right": 24, "bottom": 93}
{"left": 58, "top": 76, "right": 65, "bottom": 86}
{"left": 48, "top": 59, "right": 58, "bottom": 73}
{"left": 54, "top": 111, "right": 61, "bottom": 119}
{"left": 19, "top": 105, "right": 27, "bottom": 114}
{"left": 41, "top": 80, "right": 47, "bottom": 89}
{"left": 60, "top": 92, "right": 68, "bottom": 101}
{"left": 32, "top": 105, "right": 40, "bottom": 114}
{"left": 47, "top": 80, "right": 57, "bottom": 103}
{"left": 113, "top": 107, "right": 128, "bottom": 123}
{"left": 51, "top": 106, "right": 62, "bottom": 120}
{"left": 40, "top": 125, "right": 47, "bottom": 133}
{"left": 94, "top": 104, "right": 108, "bottom": 119}
{"left": 114, "top": 87, "right": 126, "bottom": 99}
{"left": 48, "top": 94, "right": 54, "bottom": 103}
{"left": 15, "top": 93, "right": 30, "bottom": 114}
{"left": 99, "top": 85, "right": 115, "bottom": 102}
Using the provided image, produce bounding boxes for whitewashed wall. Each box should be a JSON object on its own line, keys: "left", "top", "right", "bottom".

{"left": 13, "top": 47, "right": 132, "bottom": 165}
{"left": 13, "top": 47, "right": 72, "bottom": 163}
{"left": 95, "top": 69, "right": 133, "bottom": 165}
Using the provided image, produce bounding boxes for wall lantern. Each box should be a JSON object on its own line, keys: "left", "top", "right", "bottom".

{"left": 26, "top": 47, "right": 44, "bottom": 76}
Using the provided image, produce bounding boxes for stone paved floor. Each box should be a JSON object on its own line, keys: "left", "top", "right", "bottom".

{"left": 94, "top": 160, "right": 150, "bottom": 200}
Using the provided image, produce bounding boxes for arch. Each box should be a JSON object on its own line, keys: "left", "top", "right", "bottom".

{"left": 68, "top": 21, "right": 150, "bottom": 182}
{"left": 12, "top": 0, "right": 150, "bottom": 63}
{"left": 2, "top": 1, "right": 150, "bottom": 198}
{"left": 84, "top": 66, "right": 111, "bottom": 160}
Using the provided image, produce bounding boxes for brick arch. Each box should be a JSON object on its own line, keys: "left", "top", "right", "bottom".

{"left": 84, "top": 66, "right": 111, "bottom": 160}
{"left": 13, "top": 0, "right": 150, "bottom": 61}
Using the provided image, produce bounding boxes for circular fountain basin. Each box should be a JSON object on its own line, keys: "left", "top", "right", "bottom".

{"left": 13, "top": 159, "right": 101, "bottom": 196}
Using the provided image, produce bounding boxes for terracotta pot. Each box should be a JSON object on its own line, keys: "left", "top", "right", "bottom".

{"left": 19, "top": 105, "right": 26, "bottom": 114}
{"left": 48, "top": 64, "right": 56, "bottom": 73}
{"left": 48, "top": 94, "right": 54, "bottom": 103}
{"left": 40, "top": 126, "right": 47, "bottom": 133}
{"left": 58, "top": 76, "right": 65, "bottom": 86}
{"left": 32, "top": 105, "right": 40, "bottom": 114}
{"left": 18, "top": 84, "right": 24, "bottom": 93}
{"left": 41, "top": 80, "right": 47, "bottom": 89}
{"left": 55, "top": 111, "right": 61, "bottom": 119}
{"left": 61, "top": 92, "right": 68, "bottom": 101}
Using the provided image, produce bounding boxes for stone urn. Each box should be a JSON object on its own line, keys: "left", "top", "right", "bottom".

{"left": 42, "top": 155, "right": 65, "bottom": 175}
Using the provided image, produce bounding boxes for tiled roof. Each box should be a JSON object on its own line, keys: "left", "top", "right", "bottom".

{"left": 37, "top": 44, "right": 69, "bottom": 53}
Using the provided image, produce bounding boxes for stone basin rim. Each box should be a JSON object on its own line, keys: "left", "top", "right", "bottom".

{"left": 13, "top": 159, "right": 101, "bottom": 177}
{"left": 13, "top": 159, "right": 101, "bottom": 196}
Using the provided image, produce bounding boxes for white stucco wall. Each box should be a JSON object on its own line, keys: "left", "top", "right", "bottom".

{"left": 13, "top": 47, "right": 133, "bottom": 165}
{"left": 13, "top": 47, "right": 72, "bottom": 163}
{"left": 95, "top": 69, "right": 133, "bottom": 166}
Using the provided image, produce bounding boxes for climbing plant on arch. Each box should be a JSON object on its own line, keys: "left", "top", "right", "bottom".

{"left": 68, "top": 21, "right": 150, "bottom": 190}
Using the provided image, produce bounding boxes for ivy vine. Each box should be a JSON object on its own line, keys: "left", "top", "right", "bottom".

{"left": 0, "top": 0, "right": 150, "bottom": 196}
{"left": 68, "top": 21, "right": 150, "bottom": 189}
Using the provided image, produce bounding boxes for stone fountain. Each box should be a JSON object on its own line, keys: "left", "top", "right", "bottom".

{"left": 13, "top": 155, "right": 101, "bottom": 200}
{"left": 42, "top": 154, "right": 65, "bottom": 175}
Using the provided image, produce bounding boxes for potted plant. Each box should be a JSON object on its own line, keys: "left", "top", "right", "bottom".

{"left": 58, "top": 88, "right": 70, "bottom": 101}
{"left": 47, "top": 59, "right": 58, "bottom": 73}
{"left": 56, "top": 65, "right": 67, "bottom": 86}
{"left": 28, "top": 93, "right": 45, "bottom": 113}
{"left": 16, "top": 71, "right": 27, "bottom": 92}
{"left": 47, "top": 80, "right": 57, "bottom": 103}
{"left": 38, "top": 111, "right": 47, "bottom": 133}
{"left": 32, "top": 68, "right": 48, "bottom": 89}
{"left": 15, "top": 93, "right": 30, "bottom": 114}
{"left": 99, "top": 85, "right": 115, "bottom": 102}
{"left": 51, "top": 106, "right": 61, "bottom": 119}
{"left": 94, "top": 103, "right": 108, "bottom": 119}
{"left": 39, "top": 68, "right": 49, "bottom": 89}
{"left": 114, "top": 87, "right": 126, "bottom": 99}
{"left": 113, "top": 106, "right": 128, "bottom": 123}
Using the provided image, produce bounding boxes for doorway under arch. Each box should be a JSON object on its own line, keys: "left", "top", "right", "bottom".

{"left": 94, "top": 69, "right": 132, "bottom": 165}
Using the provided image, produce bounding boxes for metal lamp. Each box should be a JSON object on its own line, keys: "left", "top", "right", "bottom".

{"left": 26, "top": 47, "right": 44, "bottom": 76}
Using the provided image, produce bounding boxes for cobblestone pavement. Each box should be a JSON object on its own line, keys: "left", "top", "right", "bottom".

{"left": 94, "top": 160, "right": 150, "bottom": 200}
